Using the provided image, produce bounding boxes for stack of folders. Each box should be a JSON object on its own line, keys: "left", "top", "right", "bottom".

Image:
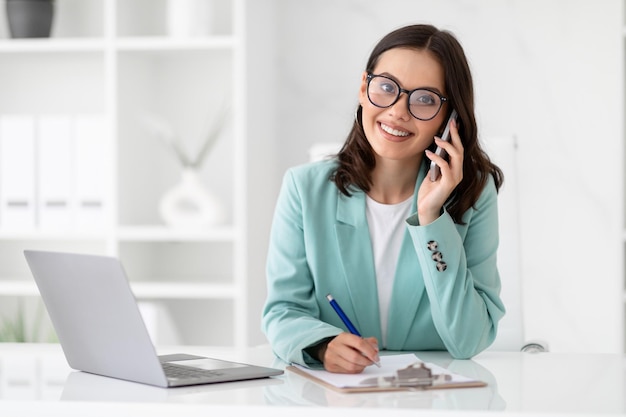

{"left": 0, "top": 114, "right": 110, "bottom": 232}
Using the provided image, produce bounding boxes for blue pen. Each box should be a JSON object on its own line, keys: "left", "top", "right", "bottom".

{"left": 326, "top": 294, "right": 381, "bottom": 367}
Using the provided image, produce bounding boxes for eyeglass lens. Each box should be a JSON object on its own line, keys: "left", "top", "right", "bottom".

{"left": 367, "top": 75, "right": 444, "bottom": 121}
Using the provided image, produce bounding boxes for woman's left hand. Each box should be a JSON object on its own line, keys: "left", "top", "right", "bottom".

{"left": 418, "top": 118, "right": 464, "bottom": 225}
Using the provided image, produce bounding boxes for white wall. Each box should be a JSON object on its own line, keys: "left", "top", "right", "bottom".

{"left": 247, "top": 0, "right": 624, "bottom": 352}
{"left": 245, "top": 0, "right": 280, "bottom": 347}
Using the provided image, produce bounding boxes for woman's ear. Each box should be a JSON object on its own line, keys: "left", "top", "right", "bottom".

{"left": 358, "top": 71, "right": 368, "bottom": 105}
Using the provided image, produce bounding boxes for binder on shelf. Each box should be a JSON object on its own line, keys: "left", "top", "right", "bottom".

{"left": 37, "top": 115, "right": 73, "bottom": 231}
{"left": 0, "top": 115, "right": 36, "bottom": 231}
{"left": 72, "top": 115, "right": 111, "bottom": 230}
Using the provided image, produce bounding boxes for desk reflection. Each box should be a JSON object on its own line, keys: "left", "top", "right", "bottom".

{"left": 263, "top": 353, "right": 506, "bottom": 410}
{"left": 1, "top": 345, "right": 623, "bottom": 414}
{"left": 61, "top": 370, "right": 283, "bottom": 404}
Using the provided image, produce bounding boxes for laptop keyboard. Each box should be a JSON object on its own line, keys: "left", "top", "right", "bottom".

{"left": 162, "top": 362, "right": 225, "bottom": 380}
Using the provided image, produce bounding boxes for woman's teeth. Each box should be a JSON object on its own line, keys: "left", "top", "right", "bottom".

{"left": 381, "top": 123, "right": 409, "bottom": 137}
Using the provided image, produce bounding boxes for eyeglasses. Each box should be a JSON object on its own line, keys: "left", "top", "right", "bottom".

{"left": 366, "top": 73, "right": 448, "bottom": 121}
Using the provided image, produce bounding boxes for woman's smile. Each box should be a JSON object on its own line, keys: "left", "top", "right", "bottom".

{"left": 379, "top": 122, "right": 411, "bottom": 139}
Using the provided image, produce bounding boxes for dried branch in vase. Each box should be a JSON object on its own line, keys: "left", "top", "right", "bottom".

{"left": 143, "top": 103, "right": 230, "bottom": 168}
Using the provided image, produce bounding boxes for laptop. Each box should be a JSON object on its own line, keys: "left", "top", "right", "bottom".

{"left": 23, "top": 250, "right": 283, "bottom": 388}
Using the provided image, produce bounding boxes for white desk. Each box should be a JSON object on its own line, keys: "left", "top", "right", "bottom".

{"left": 0, "top": 343, "right": 624, "bottom": 416}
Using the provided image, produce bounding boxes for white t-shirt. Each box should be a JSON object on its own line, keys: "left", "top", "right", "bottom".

{"left": 365, "top": 194, "right": 413, "bottom": 348}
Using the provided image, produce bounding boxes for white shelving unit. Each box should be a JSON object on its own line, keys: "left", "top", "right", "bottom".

{"left": 0, "top": 0, "right": 248, "bottom": 347}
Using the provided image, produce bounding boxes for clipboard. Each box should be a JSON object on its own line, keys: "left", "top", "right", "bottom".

{"left": 286, "top": 353, "right": 487, "bottom": 393}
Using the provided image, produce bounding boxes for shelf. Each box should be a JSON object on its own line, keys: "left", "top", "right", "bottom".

{"left": 0, "top": 226, "right": 236, "bottom": 242}
{"left": 116, "top": 225, "right": 236, "bottom": 242}
{"left": 0, "top": 38, "right": 107, "bottom": 53}
{"left": 0, "top": 280, "right": 238, "bottom": 300}
{"left": 0, "top": 281, "right": 39, "bottom": 297}
{"left": 130, "top": 282, "right": 238, "bottom": 299}
{"left": 115, "top": 36, "right": 236, "bottom": 51}
{"left": 0, "top": 36, "right": 236, "bottom": 54}
{"left": 0, "top": 231, "right": 111, "bottom": 241}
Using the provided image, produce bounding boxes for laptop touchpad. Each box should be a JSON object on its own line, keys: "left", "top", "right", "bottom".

{"left": 165, "top": 358, "right": 248, "bottom": 370}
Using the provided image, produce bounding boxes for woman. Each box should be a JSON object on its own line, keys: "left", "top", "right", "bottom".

{"left": 262, "top": 24, "right": 505, "bottom": 373}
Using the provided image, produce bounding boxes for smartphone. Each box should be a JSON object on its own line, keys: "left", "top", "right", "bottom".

{"left": 429, "top": 109, "right": 458, "bottom": 182}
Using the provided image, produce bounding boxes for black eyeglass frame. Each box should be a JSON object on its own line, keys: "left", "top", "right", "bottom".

{"left": 366, "top": 73, "right": 448, "bottom": 121}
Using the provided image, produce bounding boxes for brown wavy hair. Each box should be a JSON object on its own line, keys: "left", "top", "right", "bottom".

{"left": 331, "top": 24, "right": 503, "bottom": 224}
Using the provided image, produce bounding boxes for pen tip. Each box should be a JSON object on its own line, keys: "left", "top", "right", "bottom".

{"left": 326, "top": 294, "right": 333, "bottom": 301}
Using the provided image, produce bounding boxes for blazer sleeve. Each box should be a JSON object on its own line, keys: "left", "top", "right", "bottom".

{"left": 261, "top": 169, "right": 342, "bottom": 366}
{"left": 406, "top": 175, "right": 506, "bottom": 359}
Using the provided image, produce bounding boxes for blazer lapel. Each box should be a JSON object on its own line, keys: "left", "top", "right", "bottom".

{"left": 334, "top": 190, "right": 381, "bottom": 339}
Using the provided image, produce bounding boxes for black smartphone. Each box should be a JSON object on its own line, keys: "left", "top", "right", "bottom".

{"left": 429, "top": 109, "right": 458, "bottom": 182}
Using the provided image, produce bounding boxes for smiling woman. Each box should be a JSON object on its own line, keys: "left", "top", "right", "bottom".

{"left": 356, "top": 47, "right": 449, "bottom": 204}
{"left": 262, "top": 24, "right": 506, "bottom": 374}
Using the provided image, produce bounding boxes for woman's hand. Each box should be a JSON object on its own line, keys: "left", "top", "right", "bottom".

{"left": 419, "top": 118, "right": 464, "bottom": 225}
{"left": 321, "top": 333, "right": 380, "bottom": 374}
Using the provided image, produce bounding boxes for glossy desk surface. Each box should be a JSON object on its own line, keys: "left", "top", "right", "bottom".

{"left": 0, "top": 343, "right": 624, "bottom": 416}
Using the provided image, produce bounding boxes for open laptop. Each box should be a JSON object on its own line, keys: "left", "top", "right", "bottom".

{"left": 23, "top": 250, "right": 283, "bottom": 388}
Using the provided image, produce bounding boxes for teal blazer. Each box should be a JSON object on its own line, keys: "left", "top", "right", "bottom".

{"left": 262, "top": 159, "right": 505, "bottom": 365}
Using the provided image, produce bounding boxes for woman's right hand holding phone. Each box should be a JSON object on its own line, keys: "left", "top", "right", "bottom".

{"left": 419, "top": 117, "right": 464, "bottom": 225}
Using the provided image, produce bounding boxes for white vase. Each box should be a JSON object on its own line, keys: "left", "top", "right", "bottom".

{"left": 159, "top": 168, "right": 225, "bottom": 228}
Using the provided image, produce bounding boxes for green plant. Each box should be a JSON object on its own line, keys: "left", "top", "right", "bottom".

{"left": 0, "top": 300, "right": 56, "bottom": 343}
{"left": 0, "top": 306, "right": 26, "bottom": 342}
